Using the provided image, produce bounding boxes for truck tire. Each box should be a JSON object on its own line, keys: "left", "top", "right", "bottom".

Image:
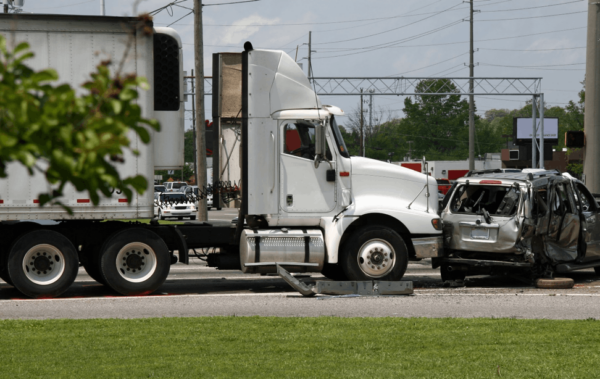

{"left": 594, "top": 266, "right": 600, "bottom": 276}
{"left": 0, "top": 247, "right": 13, "bottom": 286}
{"left": 340, "top": 225, "right": 408, "bottom": 281}
{"left": 7, "top": 230, "right": 79, "bottom": 298}
{"left": 98, "top": 228, "right": 170, "bottom": 296}
{"left": 535, "top": 277, "right": 574, "bottom": 289}
{"left": 80, "top": 243, "right": 106, "bottom": 285}
{"left": 321, "top": 263, "right": 347, "bottom": 281}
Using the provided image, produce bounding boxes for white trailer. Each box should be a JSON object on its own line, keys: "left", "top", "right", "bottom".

{"left": 0, "top": 15, "right": 443, "bottom": 299}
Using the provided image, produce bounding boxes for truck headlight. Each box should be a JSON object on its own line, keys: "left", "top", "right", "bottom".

{"left": 431, "top": 218, "right": 443, "bottom": 230}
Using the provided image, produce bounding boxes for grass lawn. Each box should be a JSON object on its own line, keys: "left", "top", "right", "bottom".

{"left": 0, "top": 317, "right": 598, "bottom": 378}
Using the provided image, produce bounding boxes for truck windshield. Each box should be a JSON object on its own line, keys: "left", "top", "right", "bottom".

{"left": 330, "top": 116, "right": 350, "bottom": 158}
{"left": 450, "top": 185, "right": 521, "bottom": 216}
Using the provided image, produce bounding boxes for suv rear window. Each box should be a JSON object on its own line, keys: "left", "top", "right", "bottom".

{"left": 450, "top": 185, "right": 521, "bottom": 216}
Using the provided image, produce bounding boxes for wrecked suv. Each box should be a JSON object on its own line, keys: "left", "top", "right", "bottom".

{"left": 435, "top": 170, "right": 600, "bottom": 281}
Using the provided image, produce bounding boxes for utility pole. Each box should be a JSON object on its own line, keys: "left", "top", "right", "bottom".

{"left": 369, "top": 90, "right": 374, "bottom": 143}
{"left": 468, "top": 0, "right": 475, "bottom": 171}
{"left": 194, "top": 0, "right": 208, "bottom": 221}
{"left": 308, "top": 31, "right": 312, "bottom": 81}
{"left": 360, "top": 89, "right": 364, "bottom": 157}
{"left": 584, "top": 0, "right": 600, "bottom": 191}
{"left": 407, "top": 141, "right": 413, "bottom": 160}
{"left": 190, "top": 69, "right": 198, "bottom": 186}
{"left": 100, "top": 0, "right": 105, "bottom": 15}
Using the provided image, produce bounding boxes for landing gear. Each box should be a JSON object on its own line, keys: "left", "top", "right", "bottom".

{"left": 341, "top": 225, "right": 408, "bottom": 281}
{"left": 6, "top": 230, "right": 79, "bottom": 298}
{"left": 98, "top": 229, "right": 170, "bottom": 296}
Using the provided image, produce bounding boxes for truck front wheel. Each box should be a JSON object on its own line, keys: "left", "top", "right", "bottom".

{"left": 99, "top": 229, "right": 170, "bottom": 296}
{"left": 341, "top": 225, "right": 408, "bottom": 281}
{"left": 7, "top": 230, "right": 79, "bottom": 298}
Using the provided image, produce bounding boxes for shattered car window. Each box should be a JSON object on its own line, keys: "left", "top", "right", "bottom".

{"left": 450, "top": 185, "right": 521, "bottom": 216}
{"left": 575, "top": 183, "right": 597, "bottom": 212}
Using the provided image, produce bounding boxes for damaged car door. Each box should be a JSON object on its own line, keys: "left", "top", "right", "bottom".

{"left": 542, "top": 180, "right": 581, "bottom": 263}
{"left": 574, "top": 182, "right": 600, "bottom": 261}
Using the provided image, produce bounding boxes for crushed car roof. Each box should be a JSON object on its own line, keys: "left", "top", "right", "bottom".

{"left": 456, "top": 170, "right": 564, "bottom": 184}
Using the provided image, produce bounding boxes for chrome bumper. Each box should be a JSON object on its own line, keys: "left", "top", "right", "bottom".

{"left": 413, "top": 236, "right": 444, "bottom": 258}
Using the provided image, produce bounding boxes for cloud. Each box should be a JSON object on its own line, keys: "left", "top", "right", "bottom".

{"left": 218, "top": 14, "right": 281, "bottom": 45}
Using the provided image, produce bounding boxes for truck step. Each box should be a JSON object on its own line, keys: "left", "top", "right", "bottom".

{"left": 276, "top": 264, "right": 413, "bottom": 297}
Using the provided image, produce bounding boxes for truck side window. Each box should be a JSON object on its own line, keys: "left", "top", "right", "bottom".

{"left": 283, "top": 122, "right": 316, "bottom": 160}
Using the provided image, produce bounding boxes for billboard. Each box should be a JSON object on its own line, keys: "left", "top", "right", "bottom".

{"left": 513, "top": 117, "right": 559, "bottom": 146}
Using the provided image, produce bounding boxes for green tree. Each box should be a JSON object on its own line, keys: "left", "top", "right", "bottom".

{"left": 399, "top": 79, "right": 505, "bottom": 160}
{"left": 0, "top": 25, "right": 158, "bottom": 207}
{"left": 184, "top": 129, "right": 195, "bottom": 163}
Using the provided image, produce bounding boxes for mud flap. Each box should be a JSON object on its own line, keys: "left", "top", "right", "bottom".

{"left": 168, "top": 226, "right": 189, "bottom": 265}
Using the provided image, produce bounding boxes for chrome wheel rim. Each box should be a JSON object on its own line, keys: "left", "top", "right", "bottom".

{"left": 116, "top": 242, "right": 157, "bottom": 283}
{"left": 357, "top": 239, "right": 396, "bottom": 278}
{"left": 22, "top": 244, "right": 66, "bottom": 285}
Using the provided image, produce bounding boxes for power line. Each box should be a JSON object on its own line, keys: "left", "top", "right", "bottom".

{"left": 307, "top": 26, "right": 585, "bottom": 55}
{"left": 312, "top": 20, "right": 464, "bottom": 59}
{"left": 480, "top": 46, "right": 585, "bottom": 52}
{"left": 36, "top": 0, "right": 94, "bottom": 9}
{"left": 386, "top": 52, "right": 469, "bottom": 77}
{"left": 313, "top": 2, "right": 465, "bottom": 45}
{"left": 478, "top": 10, "right": 585, "bottom": 21}
{"left": 480, "top": 62, "right": 585, "bottom": 70}
{"left": 429, "top": 63, "right": 466, "bottom": 77}
{"left": 203, "top": 0, "right": 258, "bottom": 5}
{"left": 482, "top": 0, "right": 584, "bottom": 12}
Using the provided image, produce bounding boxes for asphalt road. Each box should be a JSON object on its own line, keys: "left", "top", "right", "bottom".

{"left": 2, "top": 208, "right": 600, "bottom": 320}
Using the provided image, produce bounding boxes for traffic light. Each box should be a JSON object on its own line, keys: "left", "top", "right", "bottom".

{"left": 565, "top": 131, "right": 585, "bottom": 148}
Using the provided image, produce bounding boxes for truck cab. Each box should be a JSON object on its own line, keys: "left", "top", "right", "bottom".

{"left": 232, "top": 46, "right": 444, "bottom": 281}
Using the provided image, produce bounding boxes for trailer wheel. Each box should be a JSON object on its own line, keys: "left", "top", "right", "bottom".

{"left": 99, "top": 228, "right": 170, "bottom": 296}
{"left": 341, "top": 225, "right": 408, "bottom": 281}
{"left": 0, "top": 247, "right": 13, "bottom": 285}
{"left": 80, "top": 243, "right": 106, "bottom": 285}
{"left": 7, "top": 230, "right": 79, "bottom": 298}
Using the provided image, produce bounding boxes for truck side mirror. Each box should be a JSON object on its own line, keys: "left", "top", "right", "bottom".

{"left": 315, "top": 121, "right": 326, "bottom": 159}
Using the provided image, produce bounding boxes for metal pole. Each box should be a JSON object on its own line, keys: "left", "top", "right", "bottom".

{"left": 194, "top": 0, "right": 208, "bottom": 221}
{"left": 468, "top": 0, "right": 475, "bottom": 171}
{"left": 308, "top": 31, "right": 312, "bottom": 81}
{"left": 532, "top": 95, "right": 537, "bottom": 169}
{"left": 539, "top": 93, "right": 545, "bottom": 168}
{"left": 100, "top": 0, "right": 105, "bottom": 15}
{"left": 360, "top": 89, "right": 364, "bottom": 157}
{"left": 584, "top": 0, "right": 600, "bottom": 191}
{"left": 369, "top": 91, "right": 373, "bottom": 145}
{"left": 191, "top": 70, "right": 198, "bottom": 186}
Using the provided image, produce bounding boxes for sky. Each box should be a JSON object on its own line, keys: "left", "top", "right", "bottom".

{"left": 6, "top": 0, "right": 589, "bottom": 129}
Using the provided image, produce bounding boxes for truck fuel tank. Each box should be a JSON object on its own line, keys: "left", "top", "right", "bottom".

{"left": 240, "top": 229, "right": 325, "bottom": 274}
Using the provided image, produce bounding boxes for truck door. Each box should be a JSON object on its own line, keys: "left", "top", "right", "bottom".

{"left": 280, "top": 121, "right": 336, "bottom": 213}
{"left": 543, "top": 181, "right": 580, "bottom": 262}
{"left": 574, "top": 183, "right": 600, "bottom": 261}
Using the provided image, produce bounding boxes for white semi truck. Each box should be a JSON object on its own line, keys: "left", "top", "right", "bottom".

{"left": 0, "top": 14, "right": 443, "bottom": 299}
